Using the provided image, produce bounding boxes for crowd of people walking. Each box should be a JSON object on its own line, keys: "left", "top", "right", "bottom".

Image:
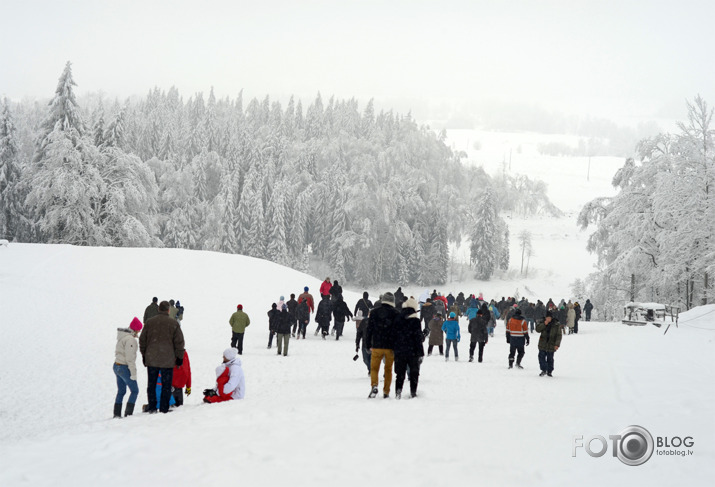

{"left": 112, "top": 281, "right": 592, "bottom": 415}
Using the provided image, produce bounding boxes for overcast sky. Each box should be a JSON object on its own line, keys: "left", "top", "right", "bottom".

{"left": 2, "top": 0, "right": 714, "bottom": 120}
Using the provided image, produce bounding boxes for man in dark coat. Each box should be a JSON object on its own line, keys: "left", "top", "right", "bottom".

{"left": 420, "top": 299, "right": 435, "bottom": 335}
{"left": 584, "top": 299, "right": 594, "bottom": 321}
{"left": 296, "top": 299, "right": 310, "bottom": 339}
{"left": 267, "top": 303, "right": 280, "bottom": 349}
{"left": 392, "top": 297, "right": 424, "bottom": 399}
{"left": 139, "top": 301, "right": 185, "bottom": 413}
{"left": 331, "top": 295, "right": 353, "bottom": 340}
{"left": 468, "top": 304, "right": 490, "bottom": 362}
{"left": 143, "top": 297, "right": 159, "bottom": 324}
{"left": 329, "top": 280, "right": 343, "bottom": 301}
{"left": 275, "top": 305, "right": 293, "bottom": 356}
{"left": 287, "top": 293, "right": 298, "bottom": 337}
{"left": 315, "top": 294, "right": 333, "bottom": 339}
{"left": 394, "top": 287, "right": 405, "bottom": 309}
{"left": 365, "top": 292, "right": 399, "bottom": 398}
{"left": 354, "top": 291, "right": 373, "bottom": 319}
{"left": 535, "top": 311, "right": 562, "bottom": 377}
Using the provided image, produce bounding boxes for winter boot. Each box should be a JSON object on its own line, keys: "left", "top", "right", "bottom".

{"left": 516, "top": 363, "right": 524, "bottom": 369}
{"left": 547, "top": 372, "right": 553, "bottom": 377}
{"left": 508, "top": 358, "right": 514, "bottom": 369}
{"left": 395, "top": 389, "right": 402, "bottom": 400}
{"left": 410, "top": 391, "right": 417, "bottom": 398}
{"left": 113, "top": 403, "right": 122, "bottom": 418}
{"left": 125, "top": 403, "right": 135, "bottom": 416}
{"left": 539, "top": 371, "right": 547, "bottom": 377}
{"left": 383, "top": 393, "right": 389, "bottom": 399}
{"left": 469, "top": 356, "right": 474, "bottom": 362}
{"left": 368, "top": 387, "right": 378, "bottom": 399}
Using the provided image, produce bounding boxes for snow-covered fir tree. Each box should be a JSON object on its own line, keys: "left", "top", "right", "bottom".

{"left": 470, "top": 186, "right": 499, "bottom": 280}
{"left": 0, "top": 99, "right": 24, "bottom": 240}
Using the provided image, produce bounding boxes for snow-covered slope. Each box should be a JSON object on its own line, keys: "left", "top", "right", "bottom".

{"left": 0, "top": 244, "right": 712, "bottom": 486}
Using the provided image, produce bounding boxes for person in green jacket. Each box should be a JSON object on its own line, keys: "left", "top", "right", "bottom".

{"left": 535, "top": 311, "right": 562, "bottom": 377}
{"left": 229, "top": 304, "right": 251, "bottom": 355}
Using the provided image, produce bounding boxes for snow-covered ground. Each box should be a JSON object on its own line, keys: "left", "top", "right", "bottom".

{"left": 0, "top": 243, "right": 713, "bottom": 486}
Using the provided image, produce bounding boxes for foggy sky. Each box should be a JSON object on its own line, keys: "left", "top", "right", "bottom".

{"left": 2, "top": 0, "right": 714, "bottom": 120}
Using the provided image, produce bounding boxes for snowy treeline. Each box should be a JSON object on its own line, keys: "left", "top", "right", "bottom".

{"left": 1, "top": 63, "right": 560, "bottom": 285}
{"left": 579, "top": 96, "right": 715, "bottom": 314}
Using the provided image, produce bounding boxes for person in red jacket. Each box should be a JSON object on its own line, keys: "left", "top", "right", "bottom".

{"left": 172, "top": 350, "right": 191, "bottom": 406}
{"left": 203, "top": 367, "right": 233, "bottom": 403}
{"left": 298, "top": 287, "right": 315, "bottom": 313}
{"left": 320, "top": 277, "right": 332, "bottom": 297}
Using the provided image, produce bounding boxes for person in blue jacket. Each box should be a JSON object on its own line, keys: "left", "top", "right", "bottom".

{"left": 464, "top": 298, "right": 479, "bottom": 322}
{"left": 441, "top": 312, "right": 461, "bottom": 361}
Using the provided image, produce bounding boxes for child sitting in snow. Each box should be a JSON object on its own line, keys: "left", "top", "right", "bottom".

{"left": 203, "top": 348, "right": 245, "bottom": 403}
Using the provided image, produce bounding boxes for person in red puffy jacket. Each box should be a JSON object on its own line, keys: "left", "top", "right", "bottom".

{"left": 203, "top": 367, "right": 233, "bottom": 403}
{"left": 320, "top": 277, "right": 332, "bottom": 297}
{"left": 171, "top": 350, "right": 191, "bottom": 406}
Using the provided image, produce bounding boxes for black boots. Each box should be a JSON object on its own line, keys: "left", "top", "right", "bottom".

{"left": 125, "top": 403, "right": 135, "bottom": 416}
{"left": 113, "top": 403, "right": 122, "bottom": 418}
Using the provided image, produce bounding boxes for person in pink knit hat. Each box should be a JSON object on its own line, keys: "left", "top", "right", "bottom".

{"left": 113, "top": 317, "right": 143, "bottom": 418}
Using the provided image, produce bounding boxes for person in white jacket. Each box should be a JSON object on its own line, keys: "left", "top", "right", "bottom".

{"left": 114, "top": 317, "right": 143, "bottom": 417}
{"left": 203, "top": 348, "right": 246, "bottom": 403}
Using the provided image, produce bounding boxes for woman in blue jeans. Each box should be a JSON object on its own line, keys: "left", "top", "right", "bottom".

{"left": 113, "top": 317, "right": 143, "bottom": 417}
{"left": 441, "top": 312, "right": 461, "bottom": 361}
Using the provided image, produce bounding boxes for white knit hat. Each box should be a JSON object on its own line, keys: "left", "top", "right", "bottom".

{"left": 223, "top": 348, "right": 238, "bottom": 361}
{"left": 403, "top": 297, "right": 419, "bottom": 312}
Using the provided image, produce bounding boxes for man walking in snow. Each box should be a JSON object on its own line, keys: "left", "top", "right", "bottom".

{"left": 139, "top": 300, "right": 185, "bottom": 413}
{"left": 506, "top": 308, "right": 529, "bottom": 369}
{"left": 143, "top": 297, "right": 159, "bottom": 324}
{"left": 229, "top": 304, "right": 251, "bottom": 354}
{"left": 536, "top": 311, "right": 562, "bottom": 377}
{"left": 366, "top": 292, "right": 399, "bottom": 398}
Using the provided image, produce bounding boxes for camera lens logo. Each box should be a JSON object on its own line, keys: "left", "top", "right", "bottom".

{"left": 616, "top": 425, "right": 654, "bottom": 466}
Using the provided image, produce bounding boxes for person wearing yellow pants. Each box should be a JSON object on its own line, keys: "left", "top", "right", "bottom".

{"left": 365, "top": 292, "right": 399, "bottom": 398}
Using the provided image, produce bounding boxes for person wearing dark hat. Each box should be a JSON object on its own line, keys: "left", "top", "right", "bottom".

{"left": 366, "top": 291, "right": 399, "bottom": 398}
{"left": 139, "top": 301, "right": 185, "bottom": 413}
{"left": 331, "top": 294, "right": 353, "bottom": 340}
{"left": 113, "top": 317, "right": 143, "bottom": 417}
{"left": 535, "top": 311, "right": 562, "bottom": 376}
{"left": 392, "top": 297, "right": 425, "bottom": 398}
{"left": 353, "top": 291, "right": 373, "bottom": 332}
{"left": 267, "top": 302, "right": 280, "bottom": 349}
{"left": 468, "top": 307, "right": 489, "bottom": 363}
{"left": 143, "top": 297, "right": 159, "bottom": 324}
{"left": 505, "top": 307, "right": 529, "bottom": 369}
{"left": 229, "top": 304, "right": 251, "bottom": 354}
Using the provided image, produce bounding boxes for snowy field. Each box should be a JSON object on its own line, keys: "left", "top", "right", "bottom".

{"left": 434, "top": 129, "right": 625, "bottom": 303}
{"left": 0, "top": 243, "right": 713, "bottom": 487}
